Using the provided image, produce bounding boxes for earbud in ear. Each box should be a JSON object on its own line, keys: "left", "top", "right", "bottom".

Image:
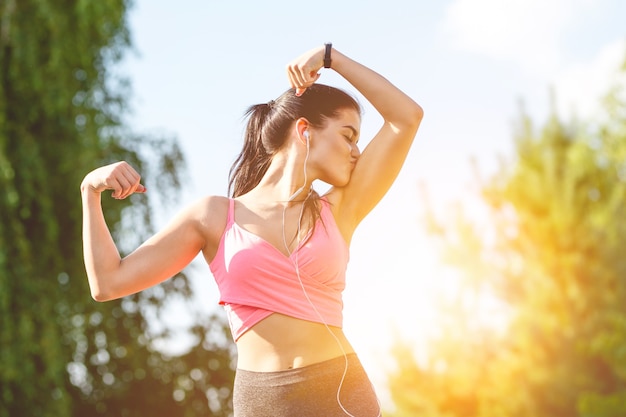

{"left": 303, "top": 130, "right": 310, "bottom": 140}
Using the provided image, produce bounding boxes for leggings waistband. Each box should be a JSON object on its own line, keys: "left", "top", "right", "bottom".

{"left": 233, "top": 353, "right": 381, "bottom": 417}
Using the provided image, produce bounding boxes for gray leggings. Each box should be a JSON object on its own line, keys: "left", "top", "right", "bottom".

{"left": 233, "top": 353, "right": 381, "bottom": 417}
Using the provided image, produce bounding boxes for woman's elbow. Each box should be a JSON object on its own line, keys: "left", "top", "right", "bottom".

{"left": 91, "top": 287, "right": 111, "bottom": 302}
{"left": 395, "top": 102, "right": 424, "bottom": 133}
{"left": 394, "top": 104, "right": 423, "bottom": 136}
{"left": 409, "top": 103, "right": 424, "bottom": 128}
{"left": 89, "top": 279, "right": 118, "bottom": 302}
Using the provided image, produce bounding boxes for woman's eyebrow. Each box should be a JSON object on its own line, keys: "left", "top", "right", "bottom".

{"left": 342, "top": 125, "right": 359, "bottom": 137}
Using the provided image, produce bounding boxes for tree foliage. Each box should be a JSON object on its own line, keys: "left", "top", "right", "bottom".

{"left": 0, "top": 1, "right": 234, "bottom": 416}
{"left": 388, "top": 59, "right": 626, "bottom": 417}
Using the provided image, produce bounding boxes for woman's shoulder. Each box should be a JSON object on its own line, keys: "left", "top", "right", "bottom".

{"left": 194, "top": 194, "right": 230, "bottom": 209}
{"left": 178, "top": 195, "right": 227, "bottom": 234}
{"left": 188, "top": 195, "right": 230, "bottom": 224}
{"left": 184, "top": 195, "right": 231, "bottom": 259}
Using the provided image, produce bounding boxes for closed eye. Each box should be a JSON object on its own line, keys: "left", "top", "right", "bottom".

{"left": 342, "top": 125, "right": 360, "bottom": 144}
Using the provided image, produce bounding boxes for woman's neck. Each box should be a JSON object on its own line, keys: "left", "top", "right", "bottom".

{"left": 253, "top": 152, "right": 312, "bottom": 204}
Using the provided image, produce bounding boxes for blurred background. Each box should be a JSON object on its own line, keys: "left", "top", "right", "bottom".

{"left": 2, "top": 0, "right": 626, "bottom": 416}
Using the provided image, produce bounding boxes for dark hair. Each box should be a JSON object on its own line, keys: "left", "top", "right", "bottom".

{"left": 227, "top": 84, "right": 361, "bottom": 242}
{"left": 228, "top": 84, "right": 361, "bottom": 198}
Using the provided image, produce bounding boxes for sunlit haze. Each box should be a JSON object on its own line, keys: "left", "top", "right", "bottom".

{"left": 121, "top": 0, "right": 626, "bottom": 405}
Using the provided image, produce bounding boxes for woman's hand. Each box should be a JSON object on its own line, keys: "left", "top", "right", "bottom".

{"left": 286, "top": 45, "right": 326, "bottom": 96}
{"left": 81, "top": 161, "right": 146, "bottom": 199}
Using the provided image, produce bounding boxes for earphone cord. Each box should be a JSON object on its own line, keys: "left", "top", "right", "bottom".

{"left": 282, "top": 135, "right": 381, "bottom": 417}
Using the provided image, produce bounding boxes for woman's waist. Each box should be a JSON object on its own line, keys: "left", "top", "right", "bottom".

{"left": 235, "top": 313, "right": 354, "bottom": 372}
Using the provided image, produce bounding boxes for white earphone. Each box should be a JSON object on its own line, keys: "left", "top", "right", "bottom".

{"left": 284, "top": 125, "right": 380, "bottom": 417}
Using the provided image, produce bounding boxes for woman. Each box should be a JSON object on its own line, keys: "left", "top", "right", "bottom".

{"left": 81, "top": 44, "right": 423, "bottom": 416}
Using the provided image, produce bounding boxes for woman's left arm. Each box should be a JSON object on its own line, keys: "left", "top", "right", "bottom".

{"left": 287, "top": 45, "right": 424, "bottom": 229}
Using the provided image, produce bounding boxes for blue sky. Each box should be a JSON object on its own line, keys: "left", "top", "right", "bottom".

{"left": 121, "top": 0, "right": 626, "bottom": 404}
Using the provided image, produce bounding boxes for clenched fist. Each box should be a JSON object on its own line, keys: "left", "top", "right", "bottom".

{"left": 81, "top": 161, "right": 146, "bottom": 199}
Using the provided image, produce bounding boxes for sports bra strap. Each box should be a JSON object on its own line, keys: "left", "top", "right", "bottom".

{"left": 227, "top": 198, "right": 235, "bottom": 226}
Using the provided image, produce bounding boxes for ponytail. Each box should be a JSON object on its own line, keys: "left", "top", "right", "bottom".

{"left": 228, "top": 103, "right": 274, "bottom": 197}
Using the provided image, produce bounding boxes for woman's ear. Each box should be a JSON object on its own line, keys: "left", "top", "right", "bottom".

{"left": 295, "top": 117, "right": 310, "bottom": 144}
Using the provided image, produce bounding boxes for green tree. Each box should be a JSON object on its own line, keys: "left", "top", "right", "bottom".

{"left": 388, "top": 60, "right": 626, "bottom": 417}
{"left": 0, "top": 1, "right": 234, "bottom": 416}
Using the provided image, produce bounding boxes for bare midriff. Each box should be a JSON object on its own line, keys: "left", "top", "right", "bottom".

{"left": 235, "top": 313, "right": 355, "bottom": 372}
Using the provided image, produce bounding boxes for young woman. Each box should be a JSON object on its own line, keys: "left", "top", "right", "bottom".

{"left": 81, "top": 44, "right": 423, "bottom": 416}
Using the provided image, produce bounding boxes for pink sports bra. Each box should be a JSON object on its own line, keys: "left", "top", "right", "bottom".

{"left": 209, "top": 197, "right": 349, "bottom": 341}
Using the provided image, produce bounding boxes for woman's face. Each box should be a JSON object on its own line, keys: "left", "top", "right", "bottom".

{"left": 309, "top": 108, "right": 361, "bottom": 186}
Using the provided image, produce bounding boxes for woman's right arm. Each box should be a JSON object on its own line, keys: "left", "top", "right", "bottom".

{"left": 81, "top": 161, "right": 207, "bottom": 301}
